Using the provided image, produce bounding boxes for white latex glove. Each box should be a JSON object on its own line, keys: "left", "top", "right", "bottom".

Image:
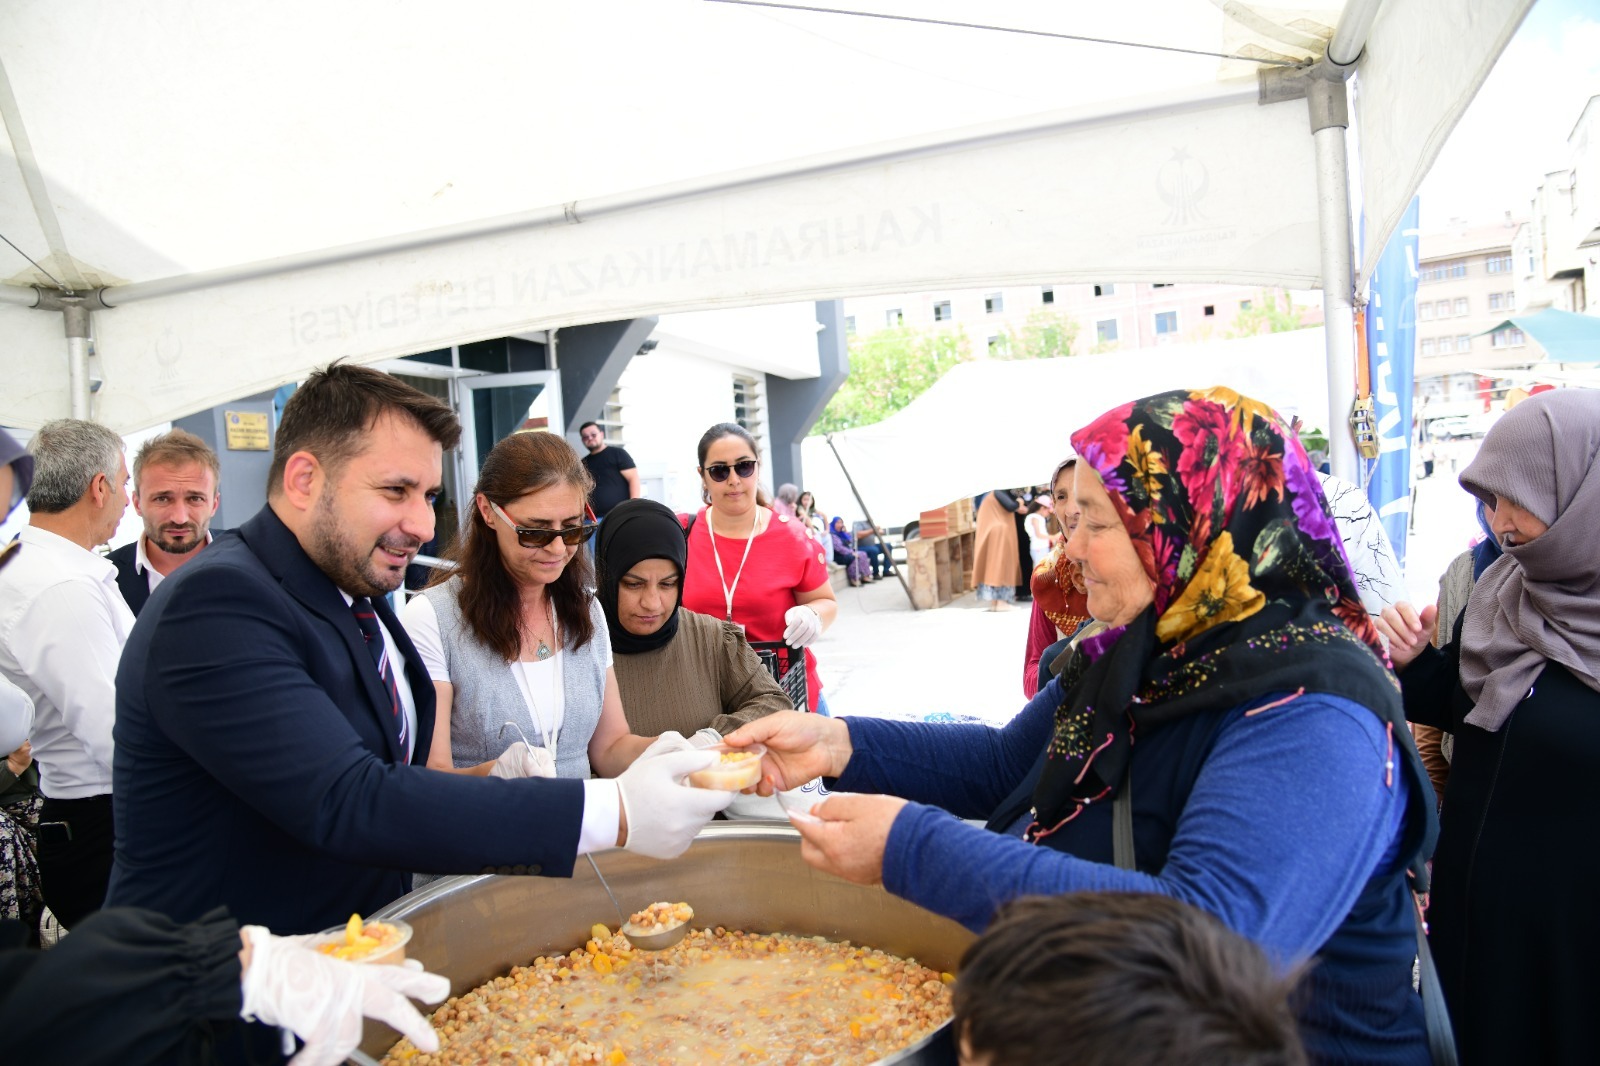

{"left": 239, "top": 925, "right": 450, "bottom": 1066}
{"left": 688, "top": 727, "right": 725, "bottom": 749}
{"left": 782, "top": 604, "right": 823, "bottom": 648}
{"left": 615, "top": 736, "right": 734, "bottom": 860}
{"left": 489, "top": 741, "right": 556, "bottom": 779}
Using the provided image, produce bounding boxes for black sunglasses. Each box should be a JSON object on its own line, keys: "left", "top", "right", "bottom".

{"left": 490, "top": 502, "right": 598, "bottom": 548}
{"left": 703, "top": 459, "right": 758, "bottom": 483}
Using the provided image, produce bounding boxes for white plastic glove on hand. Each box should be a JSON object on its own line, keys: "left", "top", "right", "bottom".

{"left": 615, "top": 734, "right": 734, "bottom": 860}
{"left": 782, "top": 604, "right": 823, "bottom": 648}
{"left": 239, "top": 925, "right": 449, "bottom": 1066}
{"left": 489, "top": 741, "right": 556, "bottom": 779}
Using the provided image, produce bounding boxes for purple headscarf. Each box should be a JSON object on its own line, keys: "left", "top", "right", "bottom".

{"left": 1458, "top": 389, "right": 1600, "bottom": 731}
{"left": 0, "top": 429, "right": 33, "bottom": 518}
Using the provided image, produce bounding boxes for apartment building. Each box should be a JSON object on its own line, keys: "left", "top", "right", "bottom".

{"left": 843, "top": 281, "right": 1315, "bottom": 356}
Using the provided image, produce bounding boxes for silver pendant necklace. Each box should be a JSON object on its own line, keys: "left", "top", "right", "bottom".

{"left": 533, "top": 596, "right": 556, "bottom": 660}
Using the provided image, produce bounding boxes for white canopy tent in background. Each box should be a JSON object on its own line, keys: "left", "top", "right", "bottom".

{"left": 2, "top": 0, "right": 1530, "bottom": 472}
{"left": 800, "top": 328, "right": 1334, "bottom": 528}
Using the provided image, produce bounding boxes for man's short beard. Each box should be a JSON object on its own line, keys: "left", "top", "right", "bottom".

{"left": 308, "top": 491, "right": 402, "bottom": 598}
{"left": 150, "top": 525, "right": 205, "bottom": 555}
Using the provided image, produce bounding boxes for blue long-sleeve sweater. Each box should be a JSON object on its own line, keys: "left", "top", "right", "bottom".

{"left": 836, "top": 679, "right": 1410, "bottom": 969}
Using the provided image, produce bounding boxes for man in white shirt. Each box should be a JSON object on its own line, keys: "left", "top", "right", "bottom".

{"left": 0, "top": 419, "right": 133, "bottom": 929}
{"left": 107, "top": 429, "right": 222, "bottom": 616}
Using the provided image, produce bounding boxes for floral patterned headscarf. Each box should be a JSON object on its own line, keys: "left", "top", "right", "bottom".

{"left": 1029, "top": 387, "right": 1407, "bottom": 839}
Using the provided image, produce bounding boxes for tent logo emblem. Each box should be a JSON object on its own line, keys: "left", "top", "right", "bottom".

{"left": 1157, "top": 148, "right": 1209, "bottom": 226}
{"left": 155, "top": 328, "right": 183, "bottom": 383}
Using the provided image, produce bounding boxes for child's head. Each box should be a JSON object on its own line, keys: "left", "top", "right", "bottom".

{"left": 953, "top": 893, "right": 1305, "bottom": 1066}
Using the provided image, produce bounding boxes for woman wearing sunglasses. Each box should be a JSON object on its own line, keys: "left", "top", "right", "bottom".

{"left": 401, "top": 431, "right": 663, "bottom": 788}
{"left": 680, "top": 423, "right": 837, "bottom": 714}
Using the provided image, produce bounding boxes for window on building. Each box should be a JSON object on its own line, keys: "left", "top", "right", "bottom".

{"left": 985, "top": 292, "right": 1004, "bottom": 314}
{"left": 1094, "top": 283, "right": 1115, "bottom": 297}
{"left": 1488, "top": 293, "right": 1503, "bottom": 311}
{"left": 1203, "top": 304, "right": 1215, "bottom": 317}
{"left": 1490, "top": 327, "right": 1525, "bottom": 348}
{"left": 1454, "top": 297, "right": 1468, "bottom": 316}
{"left": 593, "top": 386, "right": 627, "bottom": 447}
{"left": 1504, "top": 291, "right": 1516, "bottom": 308}
{"left": 731, "top": 374, "right": 766, "bottom": 442}
{"left": 1420, "top": 259, "right": 1468, "bottom": 283}
{"left": 987, "top": 334, "right": 1007, "bottom": 354}
{"left": 843, "top": 315, "right": 856, "bottom": 334}
{"left": 933, "top": 300, "right": 952, "bottom": 322}
{"left": 1420, "top": 338, "right": 1435, "bottom": 356}
{"left": 1486, "top": 254, "right": 1513, "bottom": 273}
{"left": 1096, "top": 319, "right": 1119, "bottom": 344}
{"left": 1154, "top": 311, "right": 1178, "bottom": 335}
{"left": 1239, "top": 300, "right": 1252, "bottom": 312}
{"left": 1041, "top": 287, "right": 1055, "bottom": 304}
{"left": 1420, "top": 302, "right": 1435, "bottom": 321}
{"left": 1437, "top": 336, "right": 1454, "bottom": 355}
{"left": 886, "top": 308, "right": 903, "bottom": 327}
{"left": 1456, "top": 335, "right": 1470, "bottom": 352}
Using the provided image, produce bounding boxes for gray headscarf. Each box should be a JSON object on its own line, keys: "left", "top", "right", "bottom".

{"left": 1458, "top": 389, "right": 1600, "bottom": 731}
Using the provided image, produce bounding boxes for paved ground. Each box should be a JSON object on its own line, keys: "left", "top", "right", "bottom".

{"left": 812, "top": 576, "right": 1033, "bottom": 726}
{"left": 812, "top": 446, "right": 1487, "bottom": 728}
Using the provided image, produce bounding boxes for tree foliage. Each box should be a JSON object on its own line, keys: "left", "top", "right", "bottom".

{"left": 1001, "top": 307, "right": 1080, "bottom": 361}
{"left": 1227, "top": 289, "right": 1312, "bottom": 338}
{"left": 812, "top": 326, "right": 973, "bottom": 434}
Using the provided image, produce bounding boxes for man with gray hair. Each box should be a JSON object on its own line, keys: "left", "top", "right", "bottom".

{"left": 0, "top": 418, "right": 133, "bottom": 930}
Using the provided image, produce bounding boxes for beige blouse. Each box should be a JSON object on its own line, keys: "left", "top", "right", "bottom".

{"left": 612, "top": 610, "right": 795, "bottom": 737}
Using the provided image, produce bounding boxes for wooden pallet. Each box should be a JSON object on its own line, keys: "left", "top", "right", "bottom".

{"left": 904, "top": 530, "right": 976, "bottom": 609}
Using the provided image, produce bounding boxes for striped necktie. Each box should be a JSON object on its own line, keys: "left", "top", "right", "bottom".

{"left": 351, "top": 596, "right": 408, "bottom": 755}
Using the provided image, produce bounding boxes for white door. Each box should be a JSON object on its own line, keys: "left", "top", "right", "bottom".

{"left": 456, "top": 371, "right": 565, "bottom": 496}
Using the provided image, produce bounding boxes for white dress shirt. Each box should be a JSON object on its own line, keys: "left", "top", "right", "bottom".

{"left": 133, "top": 530, "right": 213, "bottom": 594}
{"left": 0, "top": 526, "right": 134, "bottom": 798}
{"left": 0, "top": 674, "right": 33, "bottom": 756}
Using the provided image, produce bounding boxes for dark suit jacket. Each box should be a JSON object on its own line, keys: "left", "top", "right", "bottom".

{"left": 107, "top": 506, "right": 585, "bottom": 934}
{"left": 107, "top": 540, "right": 151, "bottom": 617}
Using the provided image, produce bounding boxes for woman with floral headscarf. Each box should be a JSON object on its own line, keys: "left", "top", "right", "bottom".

{"left": 1378, "top": 388, "right": 1600, "bottom": 1066}
{"left": 729, "top": 388, "right": 1437, "bottom": 1063}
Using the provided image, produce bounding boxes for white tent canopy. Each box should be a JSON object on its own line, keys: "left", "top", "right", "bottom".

{"left": 0, "top": 0, "right": 1530, "bottom": 433}
{"left": 800, "top": 328, "right": 1334, "bottom": 527}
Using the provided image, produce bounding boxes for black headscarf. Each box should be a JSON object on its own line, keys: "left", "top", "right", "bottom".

{"left": 0, "top": 429, "right": 34, "bottom": 518}
{"left": 595, "top": 498, "right": 689, "bottom": 655}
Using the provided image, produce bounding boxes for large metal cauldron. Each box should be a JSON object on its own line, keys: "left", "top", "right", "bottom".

{"left": 361, "top": 823, "right": 972, "bottom": 1063}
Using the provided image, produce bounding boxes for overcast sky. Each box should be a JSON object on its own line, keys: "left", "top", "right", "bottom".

{"left": 1416, "top": 0, "right": 1600, "bottom": 228}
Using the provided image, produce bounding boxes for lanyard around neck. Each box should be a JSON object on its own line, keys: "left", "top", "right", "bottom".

{"left": 707, "top": 506, "right": 762, "bottom": 622}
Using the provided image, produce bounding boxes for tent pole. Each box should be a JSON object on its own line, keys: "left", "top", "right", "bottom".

{"left": 35, "top": 290, "right": 102, "bottom": 420}
{"left": 1309, "top": 73, "right": 1359, "bottom": 482}
{"left": 825, "top": 434, "right": 918, "bottom": 611}
{"left": 64, "top": 301, "right": 94, "bottom": 419}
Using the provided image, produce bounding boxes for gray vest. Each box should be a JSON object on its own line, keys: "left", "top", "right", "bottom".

{"left": 421, "top": 577, "right": 609, "bottom": 779}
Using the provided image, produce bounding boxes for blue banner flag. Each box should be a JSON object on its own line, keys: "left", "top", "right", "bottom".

{"left": 1363, "top": 197, "right": 1420, "bottom": 565}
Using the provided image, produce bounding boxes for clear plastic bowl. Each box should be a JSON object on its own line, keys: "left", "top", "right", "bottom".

{"left": 310, "top": 917, "right": 413, "bottom": 966}
{"left": 685, "top": 742, "right": 766, "bottom": 791}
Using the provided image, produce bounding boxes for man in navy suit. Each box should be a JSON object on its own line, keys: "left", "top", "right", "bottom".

{"left": 107, "top": 363, "right": 732, "bottom": 937}
{"left": 107, "top": 429, "right": 222, "bottom": 617}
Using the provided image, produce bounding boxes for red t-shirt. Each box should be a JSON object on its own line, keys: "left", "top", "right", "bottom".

{"left": 681, "top": 507, "right": 830, "bottom": 711}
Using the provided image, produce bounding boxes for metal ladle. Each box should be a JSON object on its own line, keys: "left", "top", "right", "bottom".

{"left": 583, "top": 853, "right": 691, "bottom": 952}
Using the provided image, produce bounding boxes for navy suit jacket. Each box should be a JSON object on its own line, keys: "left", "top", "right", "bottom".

{"left": 107, "top": 505, "right": 585, "bottom": 934}
{"left": 107, "top": 540, "right": 151, "bottom": 617}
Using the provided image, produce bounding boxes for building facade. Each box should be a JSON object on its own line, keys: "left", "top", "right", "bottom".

{"left": 843, "top": 281, "right": 1319, "bottom": 358}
